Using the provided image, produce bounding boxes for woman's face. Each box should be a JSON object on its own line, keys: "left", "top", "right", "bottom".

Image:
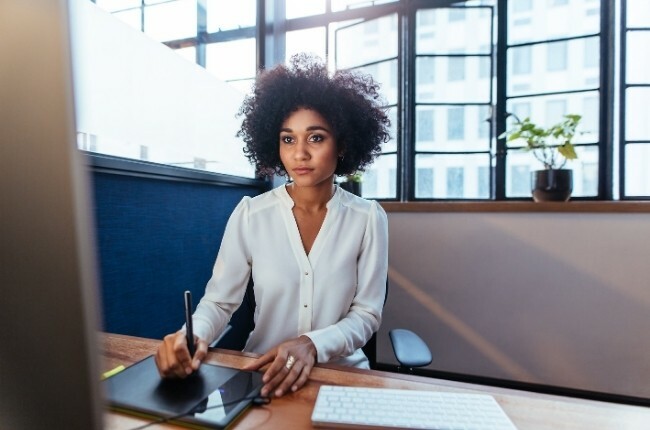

{"left": 279, "top": 108, "right": 339, "bottom": 189}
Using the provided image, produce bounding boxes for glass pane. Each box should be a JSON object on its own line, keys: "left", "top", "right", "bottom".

{"left": 361, "top": 154, "right": 397, "bottom": 199}
{"left": 96, "top": 0, "right": 142, "bottom": 13}
{"left": 415, "top": 154, "right": 490, "bottom": 199}
{"left": 507, "top": 38, "right": 599, "bottom": 97}
{"left": 627, "top": 32, "right": 650, "bottom": 84}
{"left": 506, "top": 145, "right": 598, "bottom": 198}
{"left": 206, "top": 38, "right": 256, "bottom": 82}
{"left": 625, "top": 144, "right": 650, "bottom": 197}
{"left": 505, "top": 92, "right": 599, "bottom": 149}
{"left": 626, "top": 88, "right": 650, "bottom": 141}
{"left": 286, "top": 27, "right": 326, "bottom": 63}
{"left": 507, "top": 1, "right": 599, "bottom": 44}
{"left": 415, "top": 106, "right": 490, "bottom": 152}
{"left": 416, "top": 56, "right": 490, "bottom": 103}
{"left": 385, "top": 106, "right": 398, "bottom": 153}
{"left": 512, "top": 0, "right": 532, "bottom": 13}
{"left": 417, "top": 56, "right": 436, "bottom": 86}
{"left": 327, "top": 19, "right": 361, "bottom": 70}
{"left": 113, "top": 9, "right": 142, "bottom": 32}
{"left": 350, "top": 59, "right": 397, "bottom": 106}
{"left": 335, "top": 14, "right": 397, "bottom": 69}
{"left": 332, "top": 0, "right": 397, "bottom": 12}
{"left": 286, "top": 0, "right": 326, "bottom": 19}
{"left": 416, "top": 7, "right": 492, "bottom": 55}
{"left": 627, "top": 0, "right": 650, "bottom": 29}
{"left": 207, "top": 0, "right": 256, "bottom": 32}
{"left": 144, "top": 0, "right": 197, "bottom": 42}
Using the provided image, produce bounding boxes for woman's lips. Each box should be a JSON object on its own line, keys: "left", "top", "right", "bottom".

{"left": 293, "top": 167, "right": 313, "bottom": 175}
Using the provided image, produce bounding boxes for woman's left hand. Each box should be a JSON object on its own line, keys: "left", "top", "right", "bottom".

{"left": 242, "top": 335, "right": 317, "bottom": 398}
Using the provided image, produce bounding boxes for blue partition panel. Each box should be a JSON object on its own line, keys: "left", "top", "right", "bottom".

{"left": 92, "top": 172, "right": 263, "bottom": 340}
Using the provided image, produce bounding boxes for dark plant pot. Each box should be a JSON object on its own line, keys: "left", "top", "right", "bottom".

{"left": 340, "top": 181, "right": 361, "bottom": 196}
{"left": 531, "top": 169, "right": 573, "bottom": 202}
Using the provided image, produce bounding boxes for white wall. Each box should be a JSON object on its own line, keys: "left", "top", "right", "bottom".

{"left": 378, "top": 211, "right": 650, "bottom": 399}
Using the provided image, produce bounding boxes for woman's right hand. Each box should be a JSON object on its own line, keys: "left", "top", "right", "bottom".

{"left": 154, "top": 330, "right": 208, "bottom": 378}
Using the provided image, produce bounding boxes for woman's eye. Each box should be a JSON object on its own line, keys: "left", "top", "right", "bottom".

{"left": 281, "top": 136, "right": 293, "bottom": 143}
{"left": 310, "top": 134, "right": 324, "bottom": 142}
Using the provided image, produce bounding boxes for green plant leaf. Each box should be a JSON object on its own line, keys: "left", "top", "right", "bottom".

{"left": 558, "top": 143, "right": 578, "bottom": 160}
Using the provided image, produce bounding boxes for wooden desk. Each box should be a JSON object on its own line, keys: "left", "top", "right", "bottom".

{"left": 102, "top": 334, "right": 650, "bottom": 429}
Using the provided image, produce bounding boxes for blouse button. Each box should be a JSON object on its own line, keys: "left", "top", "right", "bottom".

{"left": 304, "top": 271, "right": 309, "bottom": 276}
{"left": 304, "top": 304, "right": 308, "bottom": 308}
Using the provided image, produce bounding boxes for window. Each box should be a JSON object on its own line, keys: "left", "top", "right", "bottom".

{"left": 416, "top": 168, "right": 434, "bottom": 198}
{"left": 447, "top": 107, "right": 465, "bottom": 141}
{"left": 417, "top": 109, "right": 435, "bottom": 142}
{"left": 513, "top": 46, "right": 532, "bottom": 75}
{"left": 417, "top": 57, "right": 435, "bottom": 85}
{"left": 334, "top": 13, "right": 399, "bottom": 199}
{"left": 477, "top": 166, "right": 490, "bottom": 197}
{"left": 545, "top": 99, "right": 567, "bottom": 126}
{"left": 90, "top": 0, "right": 643, "bottom": 200}
{"left": 513, "top": 0, "right": 532, "bottom": 12}
{"left": 583, "top": 37, "right": 599, "bottom": 68}
{"left": 478, "top": 105, "right": 490, "bottom": 139}
{"left": 448, "top": 57, "right": 466, "bottom": 81}
{"left": 510, "top": 165, "right": 531, "bottom": 196}
{"left": 448, "top": 8, "right": 466, "bottom": 22}
{"left": 547, "top": 41, "right": 568, "bottom": 72}
{"left": 621, "top": 0, "right": 650, "bottom": 197}
{"left": 446, "top": 167, "right": 465, "bottom": 198}
{"left": 75, "top": 0, "right": 257, "bottom": 178}
{"left": 479, "top": 45, "right": 491, "bottom": 79}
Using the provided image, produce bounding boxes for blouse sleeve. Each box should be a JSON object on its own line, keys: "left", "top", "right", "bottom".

{"left": 189, "top": 197, "right": 252, "bottom": 344}
{"left": 304, "top": 200, "right": 389, "bottom": 363}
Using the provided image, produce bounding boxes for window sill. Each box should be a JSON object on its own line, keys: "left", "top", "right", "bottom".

{"left": 380, "top": 201, "right": 650, "bottom": 213}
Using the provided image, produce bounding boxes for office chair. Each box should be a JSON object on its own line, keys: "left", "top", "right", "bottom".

{"left": 212, "top": 278, "right": 432, "bottom": 373}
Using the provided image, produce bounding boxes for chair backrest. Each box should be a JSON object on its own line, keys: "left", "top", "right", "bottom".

{"left": 212, "top": 278, "right": 387, "bottom": 369}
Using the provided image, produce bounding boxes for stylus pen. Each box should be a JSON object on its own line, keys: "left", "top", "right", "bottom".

{"left": 184, "top": 290, "right": 196, "bottom": 358}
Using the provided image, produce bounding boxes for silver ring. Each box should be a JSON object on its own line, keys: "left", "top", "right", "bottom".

{"left": 285, "top": 355, "right": 296, "bottom": 370}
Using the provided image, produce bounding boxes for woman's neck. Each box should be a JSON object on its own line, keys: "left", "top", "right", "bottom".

{"left": 286, "top": 181, "right": 335, "bottom": 212}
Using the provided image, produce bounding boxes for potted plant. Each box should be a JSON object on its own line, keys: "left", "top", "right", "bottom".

{"left": 339, "top": 173, "right": 362, "bottom": 196}
{"left": 499, "top": 113, "right": 581, "bottom": 202}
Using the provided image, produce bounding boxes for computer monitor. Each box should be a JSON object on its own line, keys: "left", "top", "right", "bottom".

{"left": 0, "top": 0, "right": 103, "bottom": 428}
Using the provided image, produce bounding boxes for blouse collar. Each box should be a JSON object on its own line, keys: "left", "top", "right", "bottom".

{"left": 275, "top": 183, "right": 340, "bottom": 209}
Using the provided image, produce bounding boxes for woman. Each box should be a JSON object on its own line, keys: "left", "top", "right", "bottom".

{"left": 155, "top": 54, "right": 390, "bottom": 398}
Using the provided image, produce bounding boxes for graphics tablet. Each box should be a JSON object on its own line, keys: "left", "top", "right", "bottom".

{"left": 103, "top": 355, "right": 264, "bottom": 429}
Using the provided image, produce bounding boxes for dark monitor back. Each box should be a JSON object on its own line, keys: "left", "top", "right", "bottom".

{"left": 0, "top": 0, "right": 103, "bottom": 428}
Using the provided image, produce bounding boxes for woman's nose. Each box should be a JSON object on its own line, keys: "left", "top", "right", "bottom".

{"left": 294, "top": 141, "right": 310, "bottom": 159}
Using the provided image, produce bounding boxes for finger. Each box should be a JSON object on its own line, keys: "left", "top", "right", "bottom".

{"left": 154, "top": 345, "right": 167, "bottom": 377}
{"left": 291, "top": 365, "right": 311, "bottom": 392}
{"left": 258, "top": 355, "right": 289, "bottom": 397}
{"left": 192, "top": 339, "right": 208, "bottom": 370}
{"left": 170, "top": 333, "right": 192, "bottom": 377}
{"left": 274, "top": 362, "right": 305, "bottom": 397}
{"left": 242, "top": 350, "right": 276, "bottom": 372}
{"left": 264, "top": 357, "right": 300, "bottom": 397}
{"left": 159, "top": 334, "right": 185, "bottom": 378}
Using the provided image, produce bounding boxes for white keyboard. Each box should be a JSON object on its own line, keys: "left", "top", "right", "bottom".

{"left": 311, "top": 385, "right": 517, "bottom": 429}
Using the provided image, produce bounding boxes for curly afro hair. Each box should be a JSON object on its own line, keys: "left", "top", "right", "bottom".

{"left": 237, "top": 53, "right": 390, "bottom": 177}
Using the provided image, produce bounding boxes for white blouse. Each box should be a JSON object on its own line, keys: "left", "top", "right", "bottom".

{"left": 191, "top": 184, "right": 388, "bottom": 368}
